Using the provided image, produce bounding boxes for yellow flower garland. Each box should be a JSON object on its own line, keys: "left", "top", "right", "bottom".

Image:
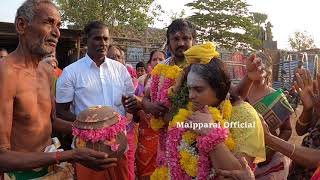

{"left": 150, "top": 64, "right": 182, "bottom": 131}
{"left": 152, "top": 100, "right": 235, "bottom": 178}
{"left": 150, "top": 117, "right": 166, "bottom": 131}
{"left": 208, "top": 101, "right": 235, "bottom": 150}
{"left": 151, "top": 64, "right": 182, "bottom": 79}
{"left": 182, "top": 131, "right": 197, "bottom": 145}
{"left": 169, "top": 108, "right": 191, "bottom": 128}
{"left": 221, "top": 100, "right": 232, "bottom": 120}
{"left": 179, "top": 150, "right": 198, "bottom": 177}
{"left": 168, "top": 100, "right": 235, "bottom": 177}
{"left": 150, "top": 167, "right": 169, "bottom": 180}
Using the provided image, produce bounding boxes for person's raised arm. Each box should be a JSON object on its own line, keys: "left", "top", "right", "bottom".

{"left": 294, "top": 70, "right": 315, "bottom": 135}
{"left": 232, "top": 54, "right": 265, "bottom": 99}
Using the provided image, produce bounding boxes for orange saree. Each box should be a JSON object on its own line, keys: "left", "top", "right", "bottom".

{"left": 135, "top": 111, "right": 159, "bottom": 177}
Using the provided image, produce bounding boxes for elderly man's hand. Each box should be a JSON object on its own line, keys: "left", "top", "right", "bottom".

{"left": 216, "top": 157, "right": 255, "bottom": 180}
{"left": 73, "top": 148, "right": 118, "bottom": 171}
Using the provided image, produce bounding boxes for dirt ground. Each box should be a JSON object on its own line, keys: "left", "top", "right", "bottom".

{"left": 288, "top": 105, "right": 305, "bottom": 145}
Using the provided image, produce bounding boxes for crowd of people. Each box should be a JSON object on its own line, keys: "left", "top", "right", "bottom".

{"left": 1, "top": 0, "right": 320, "bottom": 180}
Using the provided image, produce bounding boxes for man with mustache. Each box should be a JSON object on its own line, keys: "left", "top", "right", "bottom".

{"left": 142, "top": 19, "right": 267, "bottom": 117}
{"left": 56, "top": 21, "right": 137, "bottom": 180}
{"left": 0, "top": 0, "right": 118, "bottom": 179}
{"left": 141, "top": 19, "right": 196, "bottom": 116}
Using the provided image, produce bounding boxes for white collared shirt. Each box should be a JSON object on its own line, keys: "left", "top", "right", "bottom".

{"left": 56, "top": 54, "right": 134, "bottom": 116}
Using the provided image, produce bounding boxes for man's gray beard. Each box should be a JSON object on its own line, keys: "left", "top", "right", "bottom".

{"left": 30, "top": 44, "right": 54, "bottom": 59}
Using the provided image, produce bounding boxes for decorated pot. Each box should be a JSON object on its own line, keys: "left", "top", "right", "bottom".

{"left": 72, "top": 106, "right": 127, "bottom": 159}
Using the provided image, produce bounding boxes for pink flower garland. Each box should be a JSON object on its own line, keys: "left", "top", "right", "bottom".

{"left": 198, "top": 150, "right": 212, "bottom": 180}
{"left": 150, "top": 71, "right": 177, "bottom": 169}
{"left": 167, "top": 128, "right": 191, "bottom": 179}
{"left": 159, "top": 78, "right": 175, "bottom": 107}
{"left": 150, "top": 75, "right": 175, "bottom": 107}
{"left": 166, "top": 126, "right": 229, "bottom": 179}
{"left": 150, "top": 75, "right": 160, "bottom": 102}
{"left": 157, "top": 128, "right": 168, "bottom": 166}
{"left": 197, "top": 127, "right": 229, "bottom": 154}
{"left": 72, "top": 116, "right": 126, "bottom": 143}
{"left": 197, "top": 127, "right": 228, "bottom": 179}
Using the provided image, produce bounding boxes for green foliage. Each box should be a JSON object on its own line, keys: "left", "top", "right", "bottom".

{"left": 55, "top": 0, "right": 163, "bottom": 30}
{"left": 251, "top": 12, "right": 274, "bottom": 49}
{"left": 186, "top": 0, "right": 260, "bottom": 50}
{"left": 252, "top": 12, "right": 268, "bottom": 27}
{"left": 169, "top": 81, "right": 189, "bottom": 114}
{"left": 170, "top": 9, "right": 186, "bottom": 22}
{"left": 289, "top": 31, "right": 316, "bottom": 51}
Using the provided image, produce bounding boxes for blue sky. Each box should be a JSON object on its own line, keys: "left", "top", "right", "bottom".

{"left": 1, "top": 0, "right": 320, "bottom": 49}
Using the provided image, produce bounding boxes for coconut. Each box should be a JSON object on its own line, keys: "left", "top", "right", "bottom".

{"left": 73, "top": 106, "right": 127, "bottom": 159}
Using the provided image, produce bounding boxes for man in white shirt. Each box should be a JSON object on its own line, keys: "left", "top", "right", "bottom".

{"left": 56, "top": 21, "right": 137, "bottom": 180}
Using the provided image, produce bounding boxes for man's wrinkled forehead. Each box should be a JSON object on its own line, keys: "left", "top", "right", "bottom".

{"left": 33, "top": 3, "right": 61, "bottom": 22}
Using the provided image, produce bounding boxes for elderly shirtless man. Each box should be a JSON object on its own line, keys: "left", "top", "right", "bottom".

{"left": 0, "top": 0, "right": 117, "bottom": 179}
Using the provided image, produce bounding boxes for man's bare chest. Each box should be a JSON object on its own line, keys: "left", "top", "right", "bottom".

{"left": 14, "top": 69, "right": 52, "bottom": 118}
